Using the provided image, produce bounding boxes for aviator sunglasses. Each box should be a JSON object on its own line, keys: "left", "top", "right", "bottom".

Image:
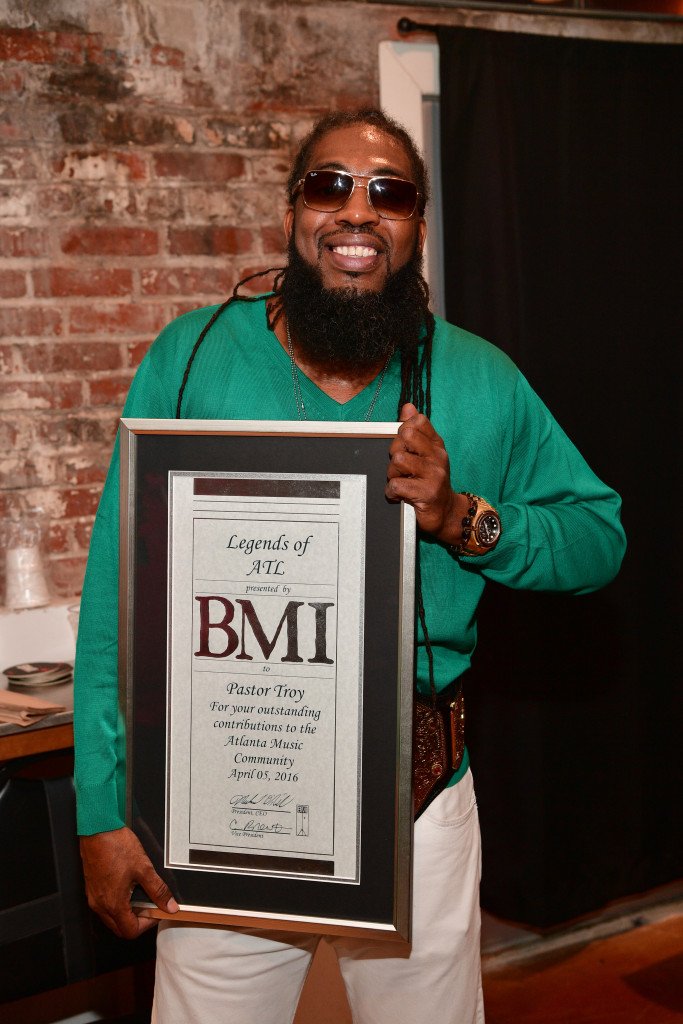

{"left": 292, "top": 169, "right": 421, "bottom": 221}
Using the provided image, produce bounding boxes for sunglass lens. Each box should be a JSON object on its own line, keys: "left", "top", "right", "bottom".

{"left": 369, "top": 177, "right": 417, "bottom": 220}
{"left": 303, "top": 171, "right": 352, "bottom": 211}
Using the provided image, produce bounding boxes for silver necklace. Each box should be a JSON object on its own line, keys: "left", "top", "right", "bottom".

{"left": 286, "top": 322, "right": 391, "bottom": 422}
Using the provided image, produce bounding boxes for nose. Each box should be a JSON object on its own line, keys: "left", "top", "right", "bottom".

{"left": 334, "top": 182, "right": 380, "bottom": 227}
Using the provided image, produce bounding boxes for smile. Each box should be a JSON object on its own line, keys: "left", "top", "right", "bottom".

{"left": 330, "top": 244, "right": 378, "bottom": 257}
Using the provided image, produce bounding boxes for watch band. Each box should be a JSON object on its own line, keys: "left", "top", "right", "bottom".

{"left": 449, "top": 493, "right": 502, "bottom": 557}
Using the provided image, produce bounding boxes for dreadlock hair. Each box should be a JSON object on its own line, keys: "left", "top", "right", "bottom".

{"left": 177, "top": 109, "right": 435, "bottom": 422}
{"left": 175, "top": 268, "right": 282, "bottom": 418}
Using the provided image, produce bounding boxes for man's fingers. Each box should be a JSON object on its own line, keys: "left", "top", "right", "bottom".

{"left": 111, "top": 908, "right": 157, "bottom": 940}
{"left": 385, "top": 477, "right": 413, "bottom": 503}
{"left": 399, "top": 402, "right": 418, "bottom": 422}
{"left": 396, "top": 419, "right": 445, "bottom": 457}
{"left": 390, "top": 430, "right": 444, "bottom": 465}
{"left": 386, "top": 475, "right": 440, "bottom": 504}
{"left": 112, "top": 909, "right": 145, "bottom": 941}
{"left": 133, "top": 912, "right": 162, "bottom": 936}
{"left": 91, "top": 896, "right": 145, "bottom": 941}
{"left": 389, "top": 407, "right": 456, "bottom": 540}
{"left": 139, "top": 864, "right": 179, "bottom": 914}
{"left": 387, "top": 450, "right": 415, "bottom": 478}
{"left": 398, "top": 403, "right": 433, "bottom": 439}
{"left": 399, "top": 420, "right": 434, "bottom": 449}
{"left": 387, "top": 450, "right": 440, "bottom": 481}
{"left": 389, "top": 438, "right": 448, "bottom": 477}
{"left": 91, "top": 871, "right": 175, "bottom": 939}
{"left": 123, "top": 909, "right": 159, "bottom": 937}
{"left": 79, "top": 826, "right": 178, "bottom": 940}
{"left": 105, "top": 878, "right": 175, "bottom": 938}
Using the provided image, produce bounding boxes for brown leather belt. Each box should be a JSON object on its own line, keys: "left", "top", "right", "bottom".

{"left": 413, "top": 680, "right": 466, "bottom": 819}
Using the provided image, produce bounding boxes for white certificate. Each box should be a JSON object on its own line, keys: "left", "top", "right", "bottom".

{"left": 166, "top": 472, "right": 366, "bottom": 883}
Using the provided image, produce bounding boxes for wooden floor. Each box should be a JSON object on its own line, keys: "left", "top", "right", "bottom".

{"left": 483, "top": 914, "right": 683, "bottom": 1024}
{"left": 293, "top": 913, "right": 683, "bottom": 1024}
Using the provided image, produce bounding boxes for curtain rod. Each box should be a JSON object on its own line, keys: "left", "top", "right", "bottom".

{"left": 397, "top": 17, "right": 441, "bottom": 32}
{"left": 396, "top": 5, "right": 681, "bottom": 26}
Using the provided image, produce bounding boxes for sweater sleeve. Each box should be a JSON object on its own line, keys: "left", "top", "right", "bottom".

{"left": 73, "top": 351, "right": 176, "bottom": 835}
{"left": 471, "top": 371, "right": 626, "bottom": 594}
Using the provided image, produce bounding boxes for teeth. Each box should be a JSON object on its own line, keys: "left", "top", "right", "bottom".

{"left": 332, "top": 245, "right": 377, "bottom": 257}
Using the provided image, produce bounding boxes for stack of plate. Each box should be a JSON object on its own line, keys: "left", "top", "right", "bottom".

{"left": 2, "top": 661, "right": 73, "bottom": 688}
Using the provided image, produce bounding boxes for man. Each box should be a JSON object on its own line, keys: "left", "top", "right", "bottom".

{"left": 74, "top": 109, "right": 625, "bottom": 1023}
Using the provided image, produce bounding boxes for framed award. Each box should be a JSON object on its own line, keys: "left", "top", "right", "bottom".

{"left": 119, "top": 419, "right": 415, "bottom": 940}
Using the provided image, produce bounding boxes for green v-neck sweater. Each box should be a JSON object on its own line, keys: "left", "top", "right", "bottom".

{"left": 73, "top": 298, "right": 625, "bottom": 834}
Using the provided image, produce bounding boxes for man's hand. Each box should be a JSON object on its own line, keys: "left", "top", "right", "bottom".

{"left": 79, "top": 826, "right": 179, "bottom": 940}
{"left": 386, "top": 403, "right": 469, "bottom": 545}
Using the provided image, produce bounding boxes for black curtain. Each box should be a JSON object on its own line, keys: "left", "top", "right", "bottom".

{"left": 438, "top": 26, "right": 682, "bottom": 926}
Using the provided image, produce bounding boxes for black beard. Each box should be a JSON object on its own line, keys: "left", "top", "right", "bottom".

{"left": 279, "top": 239, "right": 428, "bottom": 371}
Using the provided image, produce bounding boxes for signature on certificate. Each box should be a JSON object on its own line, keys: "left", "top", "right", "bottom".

{"left": 230, "top": 792, "right": 294, "bottom": 808}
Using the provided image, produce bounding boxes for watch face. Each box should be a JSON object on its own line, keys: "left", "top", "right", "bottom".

{"left": 475, "top": 512, "right": 501, "bottom": 547}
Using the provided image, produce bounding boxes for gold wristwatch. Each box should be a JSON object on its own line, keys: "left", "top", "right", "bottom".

{"left": 449, "top": 493, "right": 502, "bottom": 557}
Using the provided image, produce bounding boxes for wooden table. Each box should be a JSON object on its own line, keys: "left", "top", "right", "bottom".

{"left": 0, "top": 679, "right": 74, "bottom": 761}
{"left": 0, "top": 719, "right": 74, "bottom": 761}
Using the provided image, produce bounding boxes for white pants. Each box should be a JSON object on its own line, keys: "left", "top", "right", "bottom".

{"left": 153, "top": 770, "right": 484, "bottom": 1024}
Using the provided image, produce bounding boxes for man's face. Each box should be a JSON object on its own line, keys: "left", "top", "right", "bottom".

{"left": 283, "top": 124, "right": 426, "bottom": 294}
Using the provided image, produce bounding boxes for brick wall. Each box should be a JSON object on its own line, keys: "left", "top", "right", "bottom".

{"left": 0, "top": 0, "right": 422, "bottom": 600}
{"left": 2, "top": 0, "right": 659, "bottom": 602}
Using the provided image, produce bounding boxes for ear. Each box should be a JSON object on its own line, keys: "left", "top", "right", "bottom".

{"left": 283, "top": 205, "right": 294, "bottom": 245}
{"left": 416, "top": 216, "right": 427, "bottom": 256}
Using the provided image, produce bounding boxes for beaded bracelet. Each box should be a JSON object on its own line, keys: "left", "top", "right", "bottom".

{"left": 449, "top": 493, "right": 478, "bottom": 556}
